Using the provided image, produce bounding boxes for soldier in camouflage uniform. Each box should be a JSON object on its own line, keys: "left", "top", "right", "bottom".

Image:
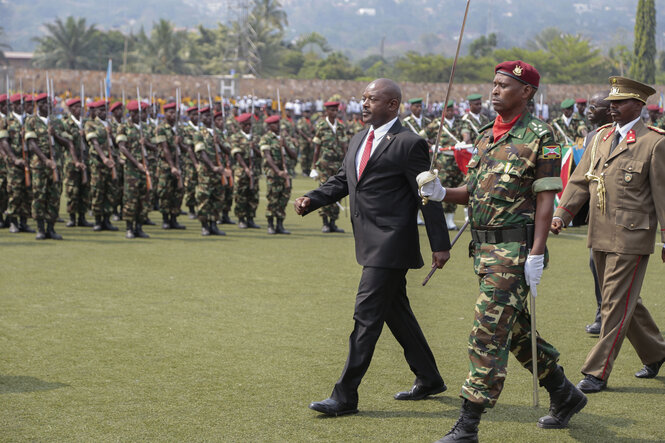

{"left": 192, "top": 106, "right": 226, "bottom": 236}
{"left": 311, "top": 101, "right": 347, "bottom": 233}
{"left": 116, "top": 100, "right": 151, "bottom": 239}
{"left": 420, "top": 61, "right": 586, "bottom": 442}
{"left": 0, "top": 93, "right": 34, "bottom": 233}
{"left": 85, "top": 100, "right": 119, "bottom": 232}
{"left": 0, "top": 94, "right": 10, "bottom": 228}
{"left": 108, "top": 101, "right": 125, "bottom": 221}
{"left": 261, "top": 114, "right": 294, "bottom": 234}
{"left": 296, "top": 108, "right": 315, "bottom": 176}
{"left": 213, "top": 110, "right": 235, "bottom": 224}
{"left": 424, "top": 100, "right": 464, "bottom": 229}
{"left": 52, "top": 97, "right": 92, "bottom": 228}
{"left": 552, "top": 98, "right": 588, "bottom": 144}
{"left": 142, "top": 109, "right": 159, "bottom": 224}
{"left": 460, "top": 93, "right": 489, "bottom": 144}
{"left": 230, "top": 113, "right": 260, "bottom": 229}
{"left": 281, "top": 108, "right": 298, "bottom": 176}
{"left": 24, "top": 93, "right": 62, "bottom": 240}
{"left": 402, "top": 97, "right": 431, "bottom": 135}
{"left": 179, "top": 106, "right": 200, "bottom": 219}
{"left": 154, "top": 102, "right": 186, "bottom": 230}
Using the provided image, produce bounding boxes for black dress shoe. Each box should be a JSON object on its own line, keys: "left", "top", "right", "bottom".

{"left": 585, "top": 321, "right": 601, "bottom": 335}
{"left": 635, "top": 356, "right": 665, "bottom": 379}
{"left": 576, "top": 374, "right": 606, "bottom": 393}
{"left": 394, "top": 382, "right": 447, "bottom": 400}
{"left": 308, "top": 398, "right": 358, "bottom": 417}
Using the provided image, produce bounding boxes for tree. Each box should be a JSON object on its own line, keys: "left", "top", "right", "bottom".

{"left": 469, "top": 33, "right": 497, "bottom": 58}
{"left": 134, "top": 20, "right": 198, "bottom": 75}
{"left": 294, "top": 32, "right": 331, "bottom": 55}
{"left": 32, "top": 16, "right": 99, "bottom": 69}
{"left": 298, "top": 52, "right": 362, "bottom": 80}
{"left": 526, "top": 27, "right": 563, "bottom": 51}
{"left": 630, "top": 0, "right": 656, "bottom": 83}
{"left": 252, "top": 0, "right": 288, "bottom": 31}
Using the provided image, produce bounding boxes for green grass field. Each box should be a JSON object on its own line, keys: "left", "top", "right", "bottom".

{"left": 2, "top": 175, "right": 665, "bottom": 442}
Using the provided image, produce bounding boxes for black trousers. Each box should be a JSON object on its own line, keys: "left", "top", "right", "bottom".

{"left": 330, "top": 266, "right": 443, "bottom": 406}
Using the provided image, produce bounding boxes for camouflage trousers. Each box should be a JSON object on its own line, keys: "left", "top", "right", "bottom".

{"left": 195, "top": 168, "right": 223, "bottom": 222}
{"left": 318, "top": 166, "right": 340, "bottom": 221}
{"left": 0, "top": 160, "right": 8, "bottom": 215}
{"left": 5, "top": 164, "right": 32, "bottom": 218}
{"left": 112, "top": 162, "right": 124, "bottom": 211}
{"left": 148, "top": 157, "right": 159, "bottom": 210}
{"left": 461, "top": 271, "right": 560, "bottom": 408}
{"left": 157, "top": 165, "right": 184, "bottom": 216}
{"left": 64, "top": 160, "right": 90, "bottom": 216}
{"left": 183, "top": 160, "right": 198, "bottom": 210}
{"left": 90, "top": 157, "right": 115, "bottom": 217}
{"left": 122, "top": 165, "right": 150, "bottom": 222}
{"left": 233, "top": 167, "right": 258, "bottom": 220}
{"left": 436, "top": 154, "right": 463, "bottom": 213}
{"left": 30, "top": 166, "right": 60, "bottom": 222}
{"left": 265, "top": 173, "right": 291, "bottom": 219}
{"left": 300, "top": 141, "right": 313, "bottom": 173}
{"left": 222, "top": 182, "right": 233, "bottom": 213}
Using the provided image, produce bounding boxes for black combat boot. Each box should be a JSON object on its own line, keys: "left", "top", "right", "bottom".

{"left": 436, "top": 399, "right": 484, "bottom": 443}
{"left": 321, "top": 215, "right": 331, "bottom": 233}
{"left": 46, "top": 221, "right": 63, "bottom": 240}
{"left": 143, "top": 216, "right": 156, "bottom": 226}
{"left": 275, "top": 218, "right": 290, "bottom": 234}
{"left": 112, "top": 209, "right": 121, "bottom": 222}
{"left": 221, "top": 211, "right": 235, "bottom": 224}
{"left": 267, "top": 216, "right": 276, "bottom": 235}
{"left": 8, "top": 216, "right": 20, "bottom": 233}
{"left": 134, "top": 221, "right": 150, "bottom": 238}
{"left": 36, "top": 219, "right": 47, "bottom": 240}
{"left": 103, "top": 215, "right": 119, "bottom": 231}
{"left": 161, "top": 213, "right": 171, "bottom": 229}
{"left": 209, "top": 221, "right": 226, "bottom": 236}
{"left": 125, "top": 220, "right": 135, "bottom": 239}
{"left": 78, "top": 212, "right": 93, "bottom": 227}
{"left": 329, "top": 219, "right": 345, "bottom": 233}
{"left": 19, "top": 216, "right": 35, "bottom": 233}
{"left": 170, "top": 214, "right": 186, "bottom": 229}
{"left": 0, "top": 216, "right": 4, "bottom": 229}
{"left": 188, "top": 205, "right": 196, "bottom": 219}
{"left": 538, "top": 365, "right": 587, "bottom": 429}
{"left": 93, "top": 215, "right": 104, "bottom": 231}
{"left": 200, "top": 219, "right": 211, "bottom": 236}
{"left": 66, "top": 214, "right": 77, "bottom": 227}
{"left": 237, "top": 217, "right": 248, "bottom": 229}
{"left": 247, "top": 217, "right": 260, "bottom": 229}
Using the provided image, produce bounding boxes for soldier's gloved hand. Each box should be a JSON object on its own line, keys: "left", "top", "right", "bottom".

{"left": 309, "top": 169, "right": 319, "bottom": 179}
{"left": 524, "top": 254, "right": 545, "bottom": 289}
{"left": 454, "top": 141, "right": 474, "bottom": 152}
{"left": 417, "top": 169, "right": 446, "bottom": 201}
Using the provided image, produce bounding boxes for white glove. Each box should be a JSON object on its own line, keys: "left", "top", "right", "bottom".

{"left": 416, "top": 170, "right": 446, "bottom": 201}
{"left": 309, "top": 169, "right": 319, "bottom": 179}
{"left": 524, "top": 254, "right": 545, "bottom": 290}
{"left": 454, "top": 141, "right": 474, "bottom": 152}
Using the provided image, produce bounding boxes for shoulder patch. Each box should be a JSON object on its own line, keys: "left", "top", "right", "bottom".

{"left": 597, "top": 122, "right": 613, "bottom": 130}
{"left": 647, "top": 125, "right": 665, "bottom": 135}
{"left": 540, "top": 145, "right": 561, "bottom": 159}
{"left": 528, "top": 119, "right": 550, "bottom": 137}
{"left": 478, "top": 120, "right": 494, "bottom": 134}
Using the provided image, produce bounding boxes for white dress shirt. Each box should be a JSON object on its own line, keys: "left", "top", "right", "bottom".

{"left": 615, "top": 116, "right": 641, "bottom": 143}
{"left": 355, "top": 116, "right": 398, "bottom": 178}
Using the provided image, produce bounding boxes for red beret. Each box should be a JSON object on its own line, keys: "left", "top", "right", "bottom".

{"left": 163, "top": 102, "right": 177, "bottom": 110}
{"left": 186, "top": 106, "right": 198, "bottom": 113}
{"left": 126, "top": 100, "right": 149, "bottom": 111}
{"left": 236, "top": 112, "right": 252, "bottom": 123}
{"left": 65, "top": 98, "right": 81, "bottom": 107}
{"left": 199, "top": 106, "right": 211, "bottom": 114}
{"left": 88, "top": 100, "right": 107, "bottom": 109}
{"left": 647, "top": 104, "right": 661, "bottom": 112}
{"left": 109, "top": 101, "right": 122, "bottom": 112}
{"left": 575, "top": 98, "right": 587, "bottom": 104}
{"left": 324, "top": 101, "right": 340, "bottom": 108}
{"left": 33, "top": 93, "right": 48, "bottom": 102}
{"left": 495, "top": 60, "right": 540, "bottom": 89}
{"left": 264, "top": 115, "right": 280, "bottom": 124}
{"left": 0, "top": 93, "right": 7, "bottom": 102}
{"left": 23, "top": 94, "right": 33, "bottom": 102}
{"left": 214, "top": 110, "right": 224, "bottom": 119}
{"left": 10, "top": 93, "right": 23, "bottom": 103}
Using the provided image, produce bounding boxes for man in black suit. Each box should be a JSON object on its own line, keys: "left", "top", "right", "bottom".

{"left": 294, "top": 78, "right": 452, "bottom": 416}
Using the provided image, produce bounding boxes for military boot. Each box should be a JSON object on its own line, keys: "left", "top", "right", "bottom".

{"left": 78, "top": 212, "right": 93, "bottom": 227}
{"left": 275, "top": 218, "right": 290, "bottom": 234}
{"left": 66, "top": 213, "right": 77, "bottom": 227}
{"left": 267, "top": 216, "right": 276, "bottom": 235}
{"left": 46, "top": 221, "right": 63, "bottom": 240}
{"left": 103, "top": 215, "right": 119, "bottom": 231}
{"left": 188, "top": 205, "right": 197, "bottom": 219}
{"left": 200, "top": 219, "right": 211, "bottom": 236}
{"left": 538, "top": 365, "right": 587, "bottom": 429}
{"left": 170, "top": 214, "right": 186, "bottom": 229}
{"left": 36, "top": 219, "right": 47, "bottom": 240}
{"left": 134, "top": 222, "right": 150, "bottom": 238}
{"left": 238, "top": 217, "right": 248, "bottom": 229}
{"left": 321, "top": 215, "right": 331, "bottom": 233}
{"left": 93, "top": 215, "right": 104, "bottom": 231}
{"left": 8, "top": 217, "right": 20, "bottom": 233}
{"left": 125, "top": 221, "right": 135, "bottom": 239}
{"left": 208, "top": 221, "right": 225, "bottom": 236}
{"left": 0, "top": 216, "right": 4, "bottom": 229}
{"left": 329, "top": 219, "right": 345, "bottom": 233}
{"left": 19, "top": 216, "right": 35, "bottom": 233}
{"left": 143, "top": 216, "right": 156, "bottom": 226}
{"left": 161, "top": 213, "right": 171, "bottom": 229}
{"left": 247, "top": 217, "right": 260, "bottom": 229}
{"left": 436, "top": 399, "right": 484, "bottom": 443}
{"left": 221, "top": 211, "right": 235, "bottom": 224}
{"left": 112, "top": 210, "right": 121, "bottom": 222}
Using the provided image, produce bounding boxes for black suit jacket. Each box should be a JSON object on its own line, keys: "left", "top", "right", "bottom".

{"left": 305, "top": 120, "right": 451, "bottom": 269}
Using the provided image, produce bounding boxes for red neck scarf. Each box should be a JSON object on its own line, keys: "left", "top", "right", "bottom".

{"left": 492, "top": 113, "right": 521, "bottom": 142}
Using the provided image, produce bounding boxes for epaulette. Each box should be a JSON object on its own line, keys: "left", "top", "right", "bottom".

{"left": 647, "top": 125, "right": 665, "bottom": 135}
{"left": 478, "top": 120, "right": 494, "bottom": 134}
{"left": 597, "top": 122, "right": 613, "bottom": 130}
{"left": 528, "top": 119, "right": 550, "bottom": 137}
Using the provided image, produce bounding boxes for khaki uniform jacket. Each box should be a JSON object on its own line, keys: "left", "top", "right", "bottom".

{"left": 554, "top": 119, "right": 665, "bottom": 255}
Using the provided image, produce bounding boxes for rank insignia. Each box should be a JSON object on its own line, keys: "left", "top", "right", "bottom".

{"left": 513, "top": 65, "right": 523, "bottom": 76}
{"left": 626, "top": 129, "right": 636, "bottom": 144}
{"left": 541, "top": 145, "right": 561, "bottom": 159}
{"left": 624, "top": 173, "right": 633, "bottom": 183}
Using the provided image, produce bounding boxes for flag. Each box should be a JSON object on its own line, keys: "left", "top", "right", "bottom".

{"left": 105, "top": 59, "right": 112, "bottom": 98}
{"left": 454, "top": 149, "right": 473, "bottom": 175}
{"left": 555, "top": 142, "right": 573, "bottom": 207}
{"left": 571, "top": 137, "right": 585, "bottom": 166}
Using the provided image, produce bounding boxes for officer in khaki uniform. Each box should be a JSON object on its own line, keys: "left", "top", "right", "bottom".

{"left": 552, "top": 76, "right": 665, "bottom": 393}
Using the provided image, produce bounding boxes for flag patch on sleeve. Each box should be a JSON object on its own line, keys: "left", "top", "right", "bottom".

{"left": 540, "top": 145, "right": 561, "bottom": 159}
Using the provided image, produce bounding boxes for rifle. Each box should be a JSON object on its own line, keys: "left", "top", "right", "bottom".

{"left": 103, "top": 79, "right": 117, "bottom": 180}
{"left": 207, "top": 85, "right": 226, "bottom": 186}
{"left": 46, "top": 73, "right": 59, "bottom": 183}
{"left": 136, "top": 87, "right": 152, "bottom": 191}
{"left": 217, "top": 86, "right": 234, "bottom": 188}
{"left": 276, "top": 89, "right": 291, "bottom": 188}
{"left": 173, "top": 88, "right": 184, "bottom": 189}
{"left": 18, "top": 79, "right": 30, "bottom": 186}
{"left": 80, "top": 83, "right": 88, "bottom": 184}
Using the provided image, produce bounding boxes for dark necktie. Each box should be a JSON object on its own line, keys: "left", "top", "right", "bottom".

{"left": 609, "top": 131, "right": 621, "bottom": 155}
{"left": 358, "top": 130, "right": 375, "bottom": 178}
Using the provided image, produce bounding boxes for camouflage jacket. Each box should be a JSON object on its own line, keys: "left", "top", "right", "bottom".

{"left": 252, "top": 114, "right": 265, "bottom": 138}
{"left": 154, "top": 121, "right": 178, "bottom": 170}
{"left": 296, "top": 117, "right": 315, "bottom": 143}
{"left": 466, "top": 112, "right": 562, "bottom": 275}
{"left": 24, "top": 114, "right": 54, "bottom": 168}
{"left": 260, "top": 130, "right": 289, "bottom": 176}
{"left": 179, "top": 121, "right": 199, "bottom": 164}
{"left": 655, "top": 115, "right": 665, "bottom": 131}
{"left": 312, "top": 117, "right": 347, "bottom": 167}
{"left": 0, "top": 112, "right": 23, "bottom": 157}
{"left": 84, "top": 117, "right": 110, "bottom": 159}
{"left": 115, "top": 122, "right": 144, "bottom": 170}
{"left": 551, "top": 114, "right": 587, "bottom": 143}
{"left": 402, "top": 114, "right": 431, "bottom": 135}
{"left": 193, "top": 126, "right": 218, "bottom": 175}
{"left": 460, "top": 112, "right": 490, "bottom": 140}
{"left": 230, "top": 130, "right": 254, "bottom": 168}
{"left": 57, "top": 114, "right": 87, "bottom": 163}
{"left": 423, "top": 117, "right": 462, "bottom": 147}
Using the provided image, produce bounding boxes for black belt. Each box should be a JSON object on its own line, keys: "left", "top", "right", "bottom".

{"left": 471, "top": 225, "right": 530, "bottom": 244}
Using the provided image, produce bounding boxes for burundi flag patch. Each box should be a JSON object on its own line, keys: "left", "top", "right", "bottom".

{"left": 541, "top": 145, "right": 561, "bottom": 159}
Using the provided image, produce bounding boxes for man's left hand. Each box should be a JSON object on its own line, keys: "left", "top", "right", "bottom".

{"left": 431, "top": 250, "right": 450, "bottom": 269}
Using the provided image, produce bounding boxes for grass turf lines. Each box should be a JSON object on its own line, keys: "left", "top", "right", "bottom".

{"left": 2, "top": 175, "right": 665, "bottom": 441}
